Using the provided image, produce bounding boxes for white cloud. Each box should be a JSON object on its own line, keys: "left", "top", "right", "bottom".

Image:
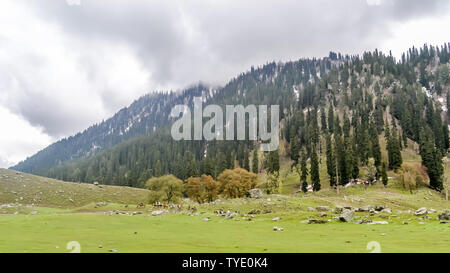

{"left": 380, "top": 4, "right": 450, "bottom": 59}
{"left": 0, "top": 1, "right": 152, "bottom": 136}
{"left": 0, "top": 106, "right": 53, "bottom": 168}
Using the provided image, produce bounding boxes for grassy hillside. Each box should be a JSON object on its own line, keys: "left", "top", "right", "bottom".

{"left": 0, "top": 169, "right": 149, "bottom": 207}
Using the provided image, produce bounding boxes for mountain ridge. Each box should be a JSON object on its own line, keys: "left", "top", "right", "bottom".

{"left": 11, "top": 43, "right": 450, "bottom": 191}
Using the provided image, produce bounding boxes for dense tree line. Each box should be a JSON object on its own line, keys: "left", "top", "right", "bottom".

{"left": 29, "top": 43, "right": 449, "bottom": 192}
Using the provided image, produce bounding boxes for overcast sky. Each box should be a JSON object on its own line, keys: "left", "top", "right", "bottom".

{"left": 0, "top": 0, "right": 449, "bottom": 168}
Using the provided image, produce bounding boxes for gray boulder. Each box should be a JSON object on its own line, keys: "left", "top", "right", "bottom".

{"left": 248, "top": 189, "right": 263, "bottom": 199}
{"left": 334, "top": 206, "right": 343, "bottom": 214}
{"left": 367, "top": 221, "right": 389, "bottom": 225}
{"left": 315, "top": 206, "right": 331, "bottom": 212}
{"left": 307, "top": 219, "right": 328, "bottom": 224}
{"left": 272, "top": 217, "right": 281, "bottom": 221}
{"left": 247, "top": 209, "right": 261, "bottom": 215}
{"left": 356, "top": 205, "right": 372, "bottom": 212}
{"left": 151, "top": 210, "right": 166, "bottom": 216}
{"left": 339, "top": 209, "right": 354, "bottom": 222}
{"left": 415, "top": 207, "right": 428, "bottom": 215}
{"left": 355, "top": 218, "right": 373, "bottom": 224}
{"left": 225, "top": 212, "right": 237, "bottom": 219}
{"left": 381, "top": 208, "right": 392, "bottom": 214}
{"left": 438, "top": 210, "right": 450, "bottom": 221}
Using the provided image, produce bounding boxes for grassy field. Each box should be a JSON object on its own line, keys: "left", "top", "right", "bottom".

{"left": 1, "top": 211, "right": 449, "bottom": 253}
{"left": 1, "top": 167, "right": 449, "bottom": 253}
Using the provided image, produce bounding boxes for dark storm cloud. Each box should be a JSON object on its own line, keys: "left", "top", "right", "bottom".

{"left": 27, "top": 0, "right": 449, "bottom": 85}
{"left": 2, "top": 0, "right": 449, "bottom": 139}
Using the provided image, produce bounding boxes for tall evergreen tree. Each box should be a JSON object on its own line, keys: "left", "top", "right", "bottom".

{"left": 369, "top": 120, "right": 382, "bottom": 167}
{"left": 300, "top": 149, "right": 308, "bottom": 193}
{"left": 267, "top": 149, "right": 280, "bottom": 174}
{"left": 326, "top": 134, "right": 336, "bottom": 187}
{"left": 310, "top": 146, "right": 321, "bottom": 191}
{"left": 381, "top": 162, "right": 388, "bottom": 187}
{"left": 252, "top": 148, "right": 259, "bottom": 174}
{"left": 243, "top": 148, "right": 250, "bottom": 171}
{"left": 419, "top": 126, "right": 444, "bottom": 191}
{"left": 290, "top": 136, "right": 300, "bottom": 164}
{"left": 321, "top": 107, "right": 327, "bottom": 132}
{"left": 328, "top": 104, "right": 335, "bottom": 134}
{"left": 389, "top": 125, "right": 403, "bottom": 170}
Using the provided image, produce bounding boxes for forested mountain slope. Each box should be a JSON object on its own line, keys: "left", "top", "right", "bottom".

{"left": 11, "top": 84, "right": 215, "bottom": 173}
{"left": 11, "top": 44, "right": 450, "bottom": 191}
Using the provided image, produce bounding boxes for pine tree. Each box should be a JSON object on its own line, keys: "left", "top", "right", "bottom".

{"left": 389, "top": 125, "right": 403, "bottom": 170}
{"left": 335, "top": 134, "right": 349, "bottom": 185}
{"left": 328, "top": 104, "right": 335, "bottom": 134}
{"left": 185, "top": 152, "right": 199, "bottom": 178}
{"left": 243, "top": 148, "right": 250, "bottom": 171}
{"left": 343, "top": 111, "right": 351, "bottom": 137}
{"left": 369, "top": 120, "right": 382, "bottom": 167}
{"left": 402, "top": 132, "right": 408, "bottom": 148}
{"left": 381, "top": 162, "right": 388, "bottom": 187}
{"left": 326, "top": 134, "right": 336, "bottom": 187}
{"left": 290, "top": 136, "right": 300, "bottom": 164}
{"left": 267, "top": 149, "right": 280, "bottom": 174}
{"left": 300, "top": 148, "right": 308, "bottom": 193}
{"left": 252, "top": 148, "right": 259, "bottom": 174}
{"left": 321, "top": 107, "right": 327, "bottom": 132}
{"left": 310, "top": 146, "right": 321, "bottom": 191}
{"left": 419, "top": 126, "right": 444, "bottom": 191}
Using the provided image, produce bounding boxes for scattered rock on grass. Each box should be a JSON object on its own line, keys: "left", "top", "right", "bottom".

{"left": 367, "top": 221, "right": 389, "bottom": 225}
{"left": 334, "top": 206, "right": 343, "bottom": 214}
{"left": 339, "top": 209, "right": 354, "bottom": 222}
{"left": 272, "top": 217, "right": 281, "bottom": 221}
{"left": 381, "top": 208, "right": 392, "bottom": 214}
{"left": 357, "top": 206, "right": 372, "bottom": 212}
{"left": 151, "top": 210, "right": 166, "bottom": 216}
{"left": 415, "top": 207, "right": 428, "bottom": 216}
{"left": 438, "top": 210, "right": 450, "bottom": 221}
{"left": 248, "top": 189, "right": 263, "bottom": 199}
{"left": 315, "top": 206, "right": 331, "bottom": 212}
{"left": 247, "top": 209, "right": 261, "bottom": 215}
{"left": 273, "top": 226, "right": 284, "bottom": 231}
{"left": 308, "top": 219, "right": 328, "bottom": 224}
{"left": 355, "top": 219, "right": 373, "bottom": 224}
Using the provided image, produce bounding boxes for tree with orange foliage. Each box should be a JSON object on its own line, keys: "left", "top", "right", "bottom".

{"left": 217, "top": 168, "right": 258, "bottom": 198}
{"left": 185, "top": 174, "right": 220, "bottom": 203}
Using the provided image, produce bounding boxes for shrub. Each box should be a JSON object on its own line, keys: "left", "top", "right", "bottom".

{"left": 217, "top": 168, "right": 258, "bottom": 198}
{"left": 185, "top": 175, "right": 220, "bottom": 203}
{"left": 145, "top": 175, "right": 183, "bottom": 203}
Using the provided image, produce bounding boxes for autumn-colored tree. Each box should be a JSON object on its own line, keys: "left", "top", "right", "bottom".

{"left": 185, "top": 174, "right": 220, "bottom": 203}
{"left": 217, "top": 168, "right": 258, "bottom": 198}
{"left": 145, "top": 174, "right": 183, "bottom": 203}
